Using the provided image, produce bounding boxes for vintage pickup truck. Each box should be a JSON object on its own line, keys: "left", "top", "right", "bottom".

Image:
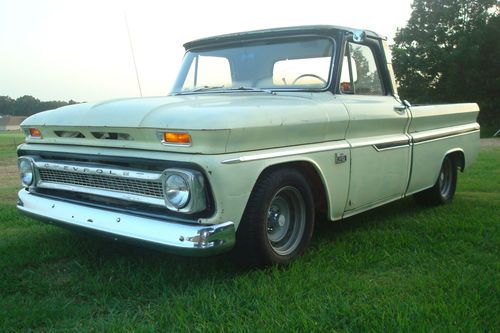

{"left": 16, "top": 25, "right": 480, "bottom": 266}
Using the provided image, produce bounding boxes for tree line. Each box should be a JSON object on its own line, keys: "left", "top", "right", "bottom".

{"left": 0, "top": 95, "right": 79, "bottom": 117}
{"left": 392, "top": 0, "right": 499, "bottom": 134}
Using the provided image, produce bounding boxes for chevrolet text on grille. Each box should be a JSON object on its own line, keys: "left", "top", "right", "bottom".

{"left": 37, "top": 162, "right": 160, "bottom": 180}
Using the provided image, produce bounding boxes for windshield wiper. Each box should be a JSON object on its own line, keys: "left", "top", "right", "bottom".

{"left": 174, "top": 85, "right": 225, "bottom": 95}
{"left": 226, "top": 86, "right": 276, "bottom": 95}
{"left": 193, "top": 85, "right": 225, "bottom": 92}
{"left": 174, "top": 85, "right": 276, "bottom": 96}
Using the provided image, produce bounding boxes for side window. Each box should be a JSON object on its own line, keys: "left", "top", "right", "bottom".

{"left": 340, "top": 42, "right": 384, "bottom": 95}
{"left": 182, "top": 55, "right": 232, "bottom": 91}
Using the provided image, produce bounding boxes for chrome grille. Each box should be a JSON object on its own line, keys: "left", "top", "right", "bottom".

{"left": 38, "top": 169, "right": 164, "bottom": 199}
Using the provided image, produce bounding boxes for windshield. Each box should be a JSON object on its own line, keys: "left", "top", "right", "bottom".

{"left": 171, "top": 37, "right": 335, "bottom": 94}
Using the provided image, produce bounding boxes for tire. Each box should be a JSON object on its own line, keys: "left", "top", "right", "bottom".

{"left": 413, "top": 155, "right": 458, "bottom": 205}
{"left": 234, "top": 168, "right": 315, "bottom": 267}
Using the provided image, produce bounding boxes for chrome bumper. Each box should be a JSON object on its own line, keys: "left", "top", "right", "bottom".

{"left": 16, "top": 189, "right": 235, "bottom": 256}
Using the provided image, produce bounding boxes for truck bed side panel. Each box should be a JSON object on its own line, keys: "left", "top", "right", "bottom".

{"left": 406, "top": 103, "right": 480, "bottom": 195}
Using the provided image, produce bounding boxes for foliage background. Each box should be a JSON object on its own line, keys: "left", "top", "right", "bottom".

{"left": 392, "top": 0, "right": 499, "bottom": 135}
{"left": 0, "top": 95, "right": 78, "bottom": 117}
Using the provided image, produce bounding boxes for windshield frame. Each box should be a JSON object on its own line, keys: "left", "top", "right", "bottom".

{"left": 170, "top": 35, "right": 337, "bottom": 95}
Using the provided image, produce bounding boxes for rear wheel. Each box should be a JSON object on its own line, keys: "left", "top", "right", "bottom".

{"left": 234, "top": 168, "right": 315, "bottom": 267}
{"left": 414, "top": 155, "right": 457, "bottom": 205}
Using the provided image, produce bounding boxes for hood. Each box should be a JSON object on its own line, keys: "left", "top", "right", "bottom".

{"left": 21, "top": 92, "right": 348, "bottom": 154}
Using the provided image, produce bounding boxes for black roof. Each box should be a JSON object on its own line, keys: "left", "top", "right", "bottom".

{"left": 183, "top": 25, "right": 385, "bottom": 50}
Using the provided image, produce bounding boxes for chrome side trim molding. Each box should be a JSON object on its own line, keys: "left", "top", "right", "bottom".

{"left": 349, "top": 134, "right": 410, "bottom": 150}
{"left": 411, "top": 123, "right": 480, "bottom": 144}
{"left": 372, "top": 139, "right": 410, "bottom": 152}
{"left": 220, "top": 123, "right": 478, "bottom": 164}
{"left": 221, "top": 142, "right": 350, "bottom": 164}
{"left": 17, "top": 189, "right": 235, "bottom": 256}
{"left": 348, "top": 123, "right": 479, "bottom": 152}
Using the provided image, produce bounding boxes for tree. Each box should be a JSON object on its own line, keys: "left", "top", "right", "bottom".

{"left": 0, "top": 95, "right": 79, "bottom": 117}
{"left": 0, "top": 96, "right": 15, "bottom": 115}
{"left": 392, "top": 0, "right": 499, "bottom": 132}
{"left": 13, "top": 95, "right": 41, "bottom": 117}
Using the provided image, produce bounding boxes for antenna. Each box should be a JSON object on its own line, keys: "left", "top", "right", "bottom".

{"left": 124, "top": 12, "right": 143, "bottom": 97}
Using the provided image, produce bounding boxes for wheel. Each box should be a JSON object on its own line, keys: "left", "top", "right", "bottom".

{"left": 234, "top": 168, "right": 315, "bottom": 267}
{"left": 414, "top": 155, "right": 457, "bottom": 205}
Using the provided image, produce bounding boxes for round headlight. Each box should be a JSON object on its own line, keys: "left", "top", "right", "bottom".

{"left": 165, "top": 174, "right": 190, "bottom": 209}
{"left": 18, "top": 158, "right": 34, "bottom": 187}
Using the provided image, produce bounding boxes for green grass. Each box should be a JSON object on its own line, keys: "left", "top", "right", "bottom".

{"left": 0, "top": 131, "right": 498, "bottom": 332}
{"left": 0, "top": 130, "right": 24, "bottom": 159}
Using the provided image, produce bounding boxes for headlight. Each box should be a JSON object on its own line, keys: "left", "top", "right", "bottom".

{"left": 165, "top": 174, "right": 190, "bottom": 209}
{"left": 162, "top": 168, "right": 207, "bottom": 213}
{"left": 18, "top": 157, "right": 34, "bottom": 187}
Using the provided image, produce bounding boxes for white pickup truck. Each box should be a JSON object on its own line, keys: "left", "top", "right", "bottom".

{"left": 17, "top": 25, "right": 480, "bottom": 266}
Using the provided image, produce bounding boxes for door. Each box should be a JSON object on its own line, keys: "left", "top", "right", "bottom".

{"left": 339, "top": 40, "right": 411, "bottom": 212}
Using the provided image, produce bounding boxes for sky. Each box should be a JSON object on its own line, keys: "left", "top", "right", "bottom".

{"left": 0, "top": 0, "right": 413, "bottom": 102}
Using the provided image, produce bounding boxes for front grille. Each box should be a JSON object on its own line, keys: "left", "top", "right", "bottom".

{"left": 18, "top": 151, "right": 215, "bottom": 219}
{"left": 38, "top": 168, "right": 164, "bottom": 199}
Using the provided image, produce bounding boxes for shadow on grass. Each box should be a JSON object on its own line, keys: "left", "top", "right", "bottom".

{"left": 314, "top": 196, "right": 420, "bottom": 242}
{"left": 6, "top": 195, "right": 428, "bottom": 281}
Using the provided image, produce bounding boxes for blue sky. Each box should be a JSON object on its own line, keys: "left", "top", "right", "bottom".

{"left": 0, "top": 0, "right": 412, "bottom": 102}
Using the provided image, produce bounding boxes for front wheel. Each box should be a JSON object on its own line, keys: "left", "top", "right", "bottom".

{"left": 234, "top": 168, "right": 315, "bottom": 267}
{"left": 414, "top": 155, "right": 458, "bottom": 205}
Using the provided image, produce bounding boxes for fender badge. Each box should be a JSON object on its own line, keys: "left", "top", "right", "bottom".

{"left": 335, "top": 153, "right": 347, "bottom": 164}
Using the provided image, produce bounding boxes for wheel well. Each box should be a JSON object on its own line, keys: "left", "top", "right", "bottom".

{"left": 446, "top": 150, "right": 465, "bottom": 172}
{"left": 257, "top": 161, "right": 328, "bottom": 220}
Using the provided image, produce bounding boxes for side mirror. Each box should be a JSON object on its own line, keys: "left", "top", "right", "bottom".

{"left": 352, "top": 30, "right": 366, "bottom": 43}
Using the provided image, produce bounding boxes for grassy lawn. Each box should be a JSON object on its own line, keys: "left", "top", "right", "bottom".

{"left": 0, "top": 131, "right": 24, "bottom": 159}
{"left": 0, "top": 131, "right": 498, "bottom": 331}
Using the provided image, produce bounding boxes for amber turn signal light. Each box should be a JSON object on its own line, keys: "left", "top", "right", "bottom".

{"left": 162, "top": 132, "right": 191, "bottom": 145}
{"left": 28, "top": 128, "right": 42, "bottom": 138}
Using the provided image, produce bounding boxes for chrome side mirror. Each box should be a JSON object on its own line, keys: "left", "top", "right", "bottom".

{"left": 352, "top": 30, "right": 366, "bottom": 43}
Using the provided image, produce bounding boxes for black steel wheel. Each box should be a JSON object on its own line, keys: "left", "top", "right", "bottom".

{"left": 234, "top": 168, "right": 315, "bottom": 267}
{"left": 414, "top": 155, "right": 457, "bottom": 205}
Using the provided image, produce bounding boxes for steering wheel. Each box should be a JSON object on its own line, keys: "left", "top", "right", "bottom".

{"left": 292, "top": 74, "right": 327, "bottom": 85}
